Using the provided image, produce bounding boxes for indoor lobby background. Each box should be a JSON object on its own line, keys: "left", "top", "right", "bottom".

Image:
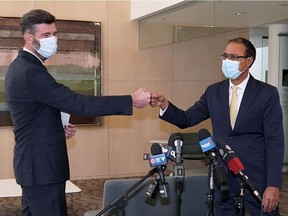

{"left": 0, "top": 0, "right": 287, "bottom": 182}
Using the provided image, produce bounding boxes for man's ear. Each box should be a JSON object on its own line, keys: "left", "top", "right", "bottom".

{"left": 247, "top": 57, "right": 254, "bottom": 67}
{"left": 23, "top": 33, "right": 33, "bottom": 44}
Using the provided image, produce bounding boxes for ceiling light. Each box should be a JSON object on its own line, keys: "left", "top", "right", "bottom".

{"left": 233, "top": 12, "right": 245, "bottom": 16}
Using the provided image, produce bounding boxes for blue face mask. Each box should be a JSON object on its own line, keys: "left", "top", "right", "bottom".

{"left": 221, "top": 59, "right": 247, "bottom": 79}
{"left": 31, "top": 34, "right": 58, "bottom": 59}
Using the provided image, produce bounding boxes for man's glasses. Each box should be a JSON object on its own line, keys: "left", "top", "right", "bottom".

{"left": 221, "top": 53, "right": 249, "bottom": 61}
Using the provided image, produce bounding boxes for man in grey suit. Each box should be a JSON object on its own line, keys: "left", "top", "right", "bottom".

{"left": 5, "top": 9, "right": 151, "bottom": 216}
{"left": 151, "top": 38, "right": 284, "bottom": 215}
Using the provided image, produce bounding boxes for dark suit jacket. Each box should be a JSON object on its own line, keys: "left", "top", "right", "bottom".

{"left": 161, "top": 75, "right": 284, "bottom": 194}
{"left": 5, "top": 49, "right": 133, "bottom": 186}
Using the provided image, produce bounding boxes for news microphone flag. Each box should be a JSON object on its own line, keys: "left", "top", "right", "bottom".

{"left": 199, "top": 137, "right": 215, "bottom": 153}
{"left": 161, "top": 145, "right": 176, "bottom": 163}
{"left": 149, "top": 154, "right": 168, "bottom": 167}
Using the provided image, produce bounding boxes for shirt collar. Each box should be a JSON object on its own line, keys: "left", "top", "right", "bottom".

{"left": 229, "top": 73, "right": 250, "bottom": 90}
{"left": 23, "top": 47, "right": 44, "bottom": 64}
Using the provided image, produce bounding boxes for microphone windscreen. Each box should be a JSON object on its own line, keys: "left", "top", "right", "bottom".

{"left": 216, "top": 139, "right": 237, "bottom": 162}
{"left": 227, "top": 157, "right": 244, "bottom": 175}
{"left": 198, "top": 128, "right": 211, "bottom": 141}
{"left": 215, "top": 139, "right": 226, "bottom": 149}
{"left": 168, "top": 133, "right": 183, "bottom": 148}
{"left": 151, "top": 143, "right": 163, "bottom": 155}
{"left": 173, "top": 133, "right": 183, "bottom": 141}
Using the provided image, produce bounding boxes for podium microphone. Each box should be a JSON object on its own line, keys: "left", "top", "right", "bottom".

{"left": 173, "top": 133, "right": 183, "bottom": 165}
{"left": 168, "top": 133, "right": 185, "bottom": 183}
{"left": 147, "top": 143, "right": 170, "bottom": 198}
{"left": 215, "top": 139, "right": 262, "bottom": 203}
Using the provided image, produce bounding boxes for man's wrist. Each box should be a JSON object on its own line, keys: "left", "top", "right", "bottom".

{"left": 160, "top": 99, "right": 169, "bottom": 110}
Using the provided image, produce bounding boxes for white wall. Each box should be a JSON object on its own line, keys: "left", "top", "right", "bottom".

{"left": 250, "top": 46, "right": 268, "bottom": 82}
{"left": 130, "top": 0, "right": 186, "bottom": 20}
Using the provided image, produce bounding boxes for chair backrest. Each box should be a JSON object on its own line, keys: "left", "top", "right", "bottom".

{"left": 101, "top": 174, "right": 209, "bottom": 216}
{"left": 168, "top": 132, "right": 207, "bottom": 160}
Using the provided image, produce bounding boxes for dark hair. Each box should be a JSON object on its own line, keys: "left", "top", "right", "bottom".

{"left": 228, "top": 37, "right": 256, "bottom": 66}
{"left": 20, "top": 9, "right": 56, "bottom": 35}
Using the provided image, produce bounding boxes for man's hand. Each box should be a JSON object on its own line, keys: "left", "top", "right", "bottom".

{"left": 262, "top": 186, "right": 280, "bottom": 213}
{"left": 132, "top": 88, "right": 151, "bottom": 108}
{"left": 150, "top": 92, "right": 169, "bottom": 110}
{"left": 64, "top": 123, "right": 76, "bottom": 139}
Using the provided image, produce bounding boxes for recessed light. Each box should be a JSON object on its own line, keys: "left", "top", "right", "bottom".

{"left": 233, "top": 12, "right": 245, "bottom": 16}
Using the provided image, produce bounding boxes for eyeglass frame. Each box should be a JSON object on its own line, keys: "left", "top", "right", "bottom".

{"left": 221, "top": 53, "right": 249, "bottom": 61}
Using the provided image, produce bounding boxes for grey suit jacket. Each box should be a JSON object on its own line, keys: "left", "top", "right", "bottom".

{"left": 5, "top": 49, "right": 133, "bottom": 186}
{"left": 161, "top": 76, "right": 284, "bottom": 194}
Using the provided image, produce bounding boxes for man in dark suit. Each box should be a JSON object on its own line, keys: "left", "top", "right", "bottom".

{"left": 5, "top": 9, "right": 151, "bottom": 216}
{"left": 151, "top": 37, "right": 284, "bottom": 215}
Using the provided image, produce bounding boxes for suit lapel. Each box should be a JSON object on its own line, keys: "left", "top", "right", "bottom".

{"left": 234, "top": 75, "right": 258, "bottom": 128}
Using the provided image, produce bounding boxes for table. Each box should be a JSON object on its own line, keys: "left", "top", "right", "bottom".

{"left": 0, "top": 179, "right": 81, "bottom": 214}
{"left": 149, "top": 140, "right": 168, "bottom": 145}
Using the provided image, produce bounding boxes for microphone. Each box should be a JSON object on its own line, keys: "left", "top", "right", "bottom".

{"left": 215, "top": 139, "right": 262, "bottom": 203}
{"left": 149, "top": 145, "right": 168, "bottom": 168}
{"left": 171, "top": 133, "right": 183, "bottom": 165}
{"left": 148, "top": 143, "right": 170, "bottom": 198}
{"left": 198, "top": 128, "right": 217, "bottom": 165}
{"left": 168, "top": 133, "right": 185, "bottom": 183}
{"left": 198, "top": 129, "right": 229, "bottom": 199}
{"left": 149, "top": 143, "right": 168, "bottom": 183}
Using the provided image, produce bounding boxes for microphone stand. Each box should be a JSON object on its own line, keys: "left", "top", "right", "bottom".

{"left": 235, "top": 183, "right": 244, "bottom": 216}
{"left": 206, "top": 151, "right": 217, "bottom": 216}
{"left": 95, "top": 167, "right": 159, "bottom": 216}
{"left": 174, "top": 140, "right": 185, "bottom": 216}
{"left": 174, "top": 164, "right": 185, "bottom": 216}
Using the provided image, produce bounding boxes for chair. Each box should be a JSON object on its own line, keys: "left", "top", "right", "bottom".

{"left": 84, "top": 174, "right": 209, "bottom": 216}
{"left": 168, "top": 132, "right": 207, "bottom": 160}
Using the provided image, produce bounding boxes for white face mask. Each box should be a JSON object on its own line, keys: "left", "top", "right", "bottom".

{"left": 31, "top": 35, "right": 58, "bottom": 58}
{"left": 221, "top": 59, "right": 247, "bottom": 79}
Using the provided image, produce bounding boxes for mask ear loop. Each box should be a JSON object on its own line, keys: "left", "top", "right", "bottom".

{"left": 239, "top": 57, "right": 250, "bottom": 73}
{"left": 247, "top": 57, "right": 253, "bottom": 68}
{"left": 29, "top": 34, "right": 40, "bottom": 51}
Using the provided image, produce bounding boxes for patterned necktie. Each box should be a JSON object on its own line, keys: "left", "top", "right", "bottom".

{"left": 230, "top": 86, "right": 238, "bottom": 129}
